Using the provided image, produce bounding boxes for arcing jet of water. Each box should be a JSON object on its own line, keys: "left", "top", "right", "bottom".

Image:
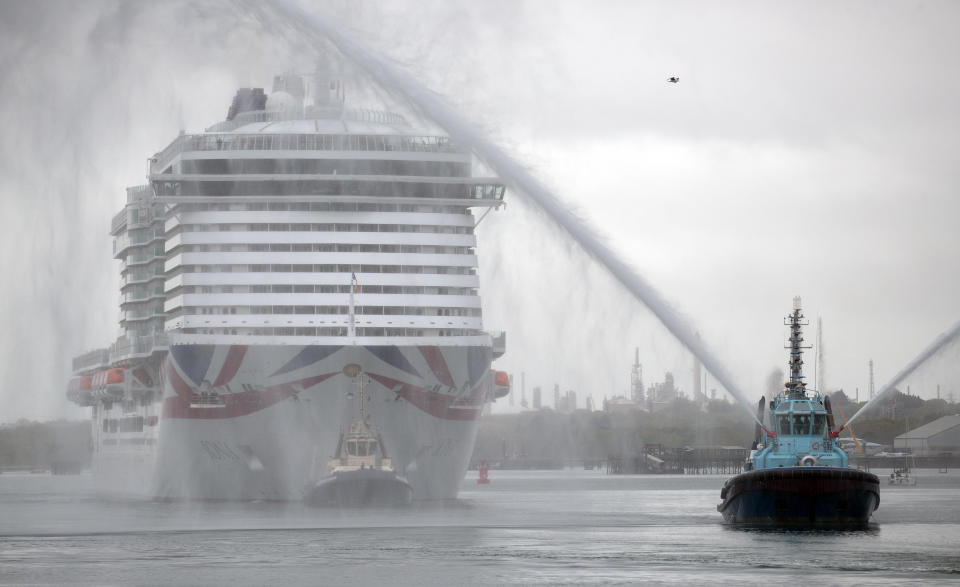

{"left": 263, "top": 1, "right": 764, "bottom": 427}
{"left": 839, "top": 319, "right": 960, "bottom": 430}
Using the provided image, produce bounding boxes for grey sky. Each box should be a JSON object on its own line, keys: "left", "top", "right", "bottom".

{"left": 1, "top": 0, "right": 958, "bottom": 421}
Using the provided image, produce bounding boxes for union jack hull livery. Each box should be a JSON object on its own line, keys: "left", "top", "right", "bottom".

{"left": 146, "top": 344, "right": 492, "bottom": 500}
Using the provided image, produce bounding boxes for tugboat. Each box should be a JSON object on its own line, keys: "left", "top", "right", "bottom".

{"left": 717, "top": 297, "right": 880, "bottom": 526}
{"left": 305, "top": 367, "right": 413, "bottom": 507}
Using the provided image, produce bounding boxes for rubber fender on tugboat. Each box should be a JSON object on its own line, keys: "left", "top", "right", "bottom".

{"left": 800, "top": 455, "right": 818, "bottom": 466}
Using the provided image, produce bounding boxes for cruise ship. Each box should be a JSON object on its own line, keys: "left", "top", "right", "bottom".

{"left": 67, "top": 68, "right": 508, "bottom": 500}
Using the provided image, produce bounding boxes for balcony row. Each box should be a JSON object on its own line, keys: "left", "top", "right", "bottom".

{"left": 177, "top": 158, "right": 470, "bottom": 178}
{"left": 164, "top": 292, "right": 482, "bottom": 313}
{"left": 166, "top": 313, "right": 483, "bottom": 332}
{"left": 151, "top": 177, "right": 506, "bottom": 202}
{"left": 165, "top": 232, "right": 476, "bottom": 252}
{"left": 164, "top": 271, "right": 479, "bottom": 291}
{"left": 164, "top": 251, "right": 478, "bottom": 273}
{"left": 165, "top": 209, "right": 475, "bottom": 233}
{"left": 151, "top": 132, "right": 464, "bottom": 174}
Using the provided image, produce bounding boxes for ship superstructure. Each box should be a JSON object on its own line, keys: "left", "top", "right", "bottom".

{"left": 69, "top": 69, "right": 507, "bottom": 500}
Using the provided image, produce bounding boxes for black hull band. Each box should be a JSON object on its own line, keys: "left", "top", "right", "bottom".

{"left": 717, "top": 467, "right": 880, "bottom": 526}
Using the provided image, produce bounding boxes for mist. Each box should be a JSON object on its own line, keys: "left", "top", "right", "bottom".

{"left": 2, "top": 0, "right": 960, "bottom": 423}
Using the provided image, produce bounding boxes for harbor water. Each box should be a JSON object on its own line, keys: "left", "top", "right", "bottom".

{"left": 2, "top": 469, "right": 959, "bottom": 585}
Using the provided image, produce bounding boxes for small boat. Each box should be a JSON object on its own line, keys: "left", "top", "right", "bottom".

{"left": 304, "top": 368, "right": 412, "bottom": 507}
{"left": 717, "top": 297, "right": 880, "bottom": 526}
{"left": 888, "top": 467, "right": 916, "bottom": 485}
{"left": 887, "top": 448, "right": 918, "bottom": 486}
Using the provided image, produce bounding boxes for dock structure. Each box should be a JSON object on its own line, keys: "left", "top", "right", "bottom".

{"left": 606, "top": 445, "right": 747, "bottom": 475}
{"left": 849, "top": 453, "right": 959, "bottom": 472}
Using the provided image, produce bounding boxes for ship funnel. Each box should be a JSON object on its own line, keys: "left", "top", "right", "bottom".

{"left": 753, "top": 395, "right": 765, "bottom": 447}
{"left": 226, "top": 88, "right": 267, "bottom": 120}
{"left": 824, "top": 395, "right": 836, "bottom": 432}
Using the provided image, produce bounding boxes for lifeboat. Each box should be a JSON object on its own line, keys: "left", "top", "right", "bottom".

{"left": 66, "top": 376, "right": 94, "bottom": 406}
{"left": 492, "top": 370, "right": 510, "bottom": 399}
{"left": 90, "top": 368, "right": 126, "bottom": 400}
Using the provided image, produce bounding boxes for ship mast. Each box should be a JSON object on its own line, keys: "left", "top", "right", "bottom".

{"left": 348, "top": 272, "right": 357, "bottom": 338}
{"left": 785, "top": 296, "right": 811, "bottom": 398}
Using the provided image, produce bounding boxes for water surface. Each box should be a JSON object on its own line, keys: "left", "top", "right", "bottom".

{"left": 2, "top": 469, "right": 958, "bottom": 585}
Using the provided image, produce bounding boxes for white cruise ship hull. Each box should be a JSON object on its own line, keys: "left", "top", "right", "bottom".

{"left": 97, "top": 343, "right": 492, "bottom": 501}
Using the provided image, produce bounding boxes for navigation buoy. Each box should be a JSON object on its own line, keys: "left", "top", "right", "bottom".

{"left": 477, "top": 460, "right": 490, "bottom": 484}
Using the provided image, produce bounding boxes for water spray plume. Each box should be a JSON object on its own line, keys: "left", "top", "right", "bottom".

{"left": 842, "top": 319, "right": 960, "bottom": 429}
{"left": 265, "top": 0, "right": 762, "bottom": 426}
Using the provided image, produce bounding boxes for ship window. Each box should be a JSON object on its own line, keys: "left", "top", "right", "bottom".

{"left": 813, "top": 415, "right": 827, "bottom": 436}
{"left": 778, "top": 415, "right": 791, "bottom": 434}
{"left": 792, "top": 414, "right": 811, "bottom": 435}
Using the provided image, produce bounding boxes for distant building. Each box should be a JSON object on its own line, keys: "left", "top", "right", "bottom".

{"left": 649, "top": 372, "right": 679, "bottom": 412}
{"left": 555, "top": 389, "right": 577, "bottom": 413}
{"left": 553, "top": 384, "right": 561, "bottom": 411}
{"left": 603, "top": 348, "right": 648, "bottom": 413}
{"left": 520, "top": 372, "right": 528, "bottom": 408}
{"left": 586, "top": 395, "right": 595, "bottom": 412}
{"left": 894, "top": 414, "right": 960, "bottom": 456}
{"left": 630, "top": 347, "right": 644, "bottom": 404}
{"left": 532, "top": 386, "right": 541, "bottom": 410}
{"left": 604, "top": 395, "right": 638, "bottom": 414}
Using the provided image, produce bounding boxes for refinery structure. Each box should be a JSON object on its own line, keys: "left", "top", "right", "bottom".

{"left": 67, "top": 67, "right": 509, "bottom": 500}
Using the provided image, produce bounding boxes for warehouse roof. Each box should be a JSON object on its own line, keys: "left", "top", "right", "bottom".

{"left": 896, "top": 414, "right": 960, "bottom": 440}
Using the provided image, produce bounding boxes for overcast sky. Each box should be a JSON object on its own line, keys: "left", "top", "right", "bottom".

{"left": 1, "top": 0, "right": 958, "bottom": 422}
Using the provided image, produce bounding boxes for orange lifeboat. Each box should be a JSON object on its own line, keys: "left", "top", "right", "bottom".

{"left": 492, "top": 370, "right": 510, "bottom": 399}
{"left": 91, "top": 368, "right": 126, "bottom": 399}
{"left": 67, "top": 376, "right": 92, "bottom": 392}
{"left": 66, "top": 376, "right": 94, "bottom": 406}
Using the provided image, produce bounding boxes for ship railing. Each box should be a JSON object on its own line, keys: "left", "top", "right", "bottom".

{"left": 122, "top": 267, "right": 166, "bottom": 287}
{"left": 125, "top": 251, "right": 165, "bottom": 266}
{"left": 125, "top": 185, "right": 153, "bottom": 203}
{"left": 72, "top": 348, "right": 110, "bottom": 373}
{"left": 122, "top": 288, "right": 165, "bottom": 304}
{"left": 121, "top": 308, "right": 166, "bottom": 323}
{"left": 150, "top": 132, "right": 459, "bottom": 175}
{"left": 203, "top": 108, "right": 409, "bottom": 134}
{"left": 111, "top": 204, "right": 162, "bottom": 237}
{"left": 113, "top": 228, "right": 164, "bottom": 258}
{"left": 204, "top": 110, "right": 283, "bottom": 133}
{"left": 111, "top": 209, "right": 127, "bottom": 234}
{"left": 344, "top": 108, "right": 409, "bottom": 126}
{"left": 109, "top": 333, "right": 169, "bottom": 363}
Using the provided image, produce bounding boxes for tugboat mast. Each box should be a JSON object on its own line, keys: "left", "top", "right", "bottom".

{"left": 785, "top": 296, "right": 810, "bottom": 398}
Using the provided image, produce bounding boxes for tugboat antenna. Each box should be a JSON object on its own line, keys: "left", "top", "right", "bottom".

{"left": 784, "top": 296, "right": 812, "bottom": 397}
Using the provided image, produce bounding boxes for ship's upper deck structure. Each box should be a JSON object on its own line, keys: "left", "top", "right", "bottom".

{"left": 73, "top": 71, "right": 506, "bottom": 375}
{"left": 152, "top": 73, "right": 504, "bottom": 349}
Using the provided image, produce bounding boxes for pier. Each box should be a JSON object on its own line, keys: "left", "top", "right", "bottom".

{"left": 470, "top": 445, "right": 747, "bottom": 475}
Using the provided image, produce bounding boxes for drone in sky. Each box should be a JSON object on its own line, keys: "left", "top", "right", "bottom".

{"left": 667, "top": 76, "right": 679, "bottom": 83}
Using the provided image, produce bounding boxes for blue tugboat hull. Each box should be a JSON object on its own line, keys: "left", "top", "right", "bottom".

{"left": 718, "top": 467, "right": 879, "bottom": 526}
